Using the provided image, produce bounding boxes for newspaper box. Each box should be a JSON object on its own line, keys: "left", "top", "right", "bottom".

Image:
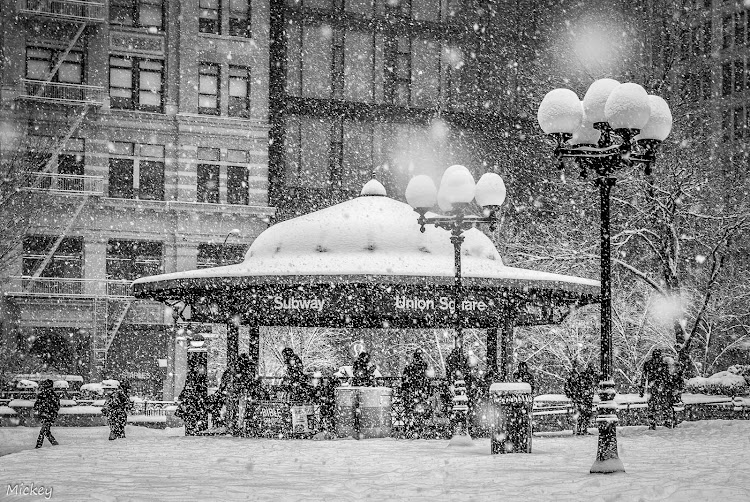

{"left": 489, "top": 382, "right": 533, "bottom": 454}
{"left": 335, "top": 386, "right": 392, "bottom": 439}
{"left": 245, "top": 400, "right": 317, "bottom": 437}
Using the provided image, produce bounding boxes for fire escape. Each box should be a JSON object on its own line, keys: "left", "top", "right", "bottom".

{"left": 9, "top": 0, "right": 133, "bottom": 372}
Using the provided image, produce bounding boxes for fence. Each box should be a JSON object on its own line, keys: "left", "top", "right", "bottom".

{"left": 18, "top": 79, "right": 106, "bottom": 106}
{"left": 17, "top": 0, "right": 106, "bottom": 21}
{"left": 5, "top": 277, "right": 133, "bottom": 297}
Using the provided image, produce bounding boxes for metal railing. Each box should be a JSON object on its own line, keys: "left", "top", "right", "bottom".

{"left": 17, "top": 0, "right": 106, "bottom": 22}
{"left": 18, "top": 79, "right": 105, "bottom": 106}
{"left": 22, "top": 172, "right": 103, "bottom": 195}
{"left": 5, "top": 277, "right": 134, "bottom": 298}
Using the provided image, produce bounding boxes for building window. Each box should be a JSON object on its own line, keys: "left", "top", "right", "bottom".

{"left": 722, "top": 61, "right": 732, "bottom": 97}
{"left": 197, "top": 243, "right": 247, "bottom": 268}
{"left": 227, "top": 165, "right": 249, "bottom": 205}
{"left": 199, "top": 63, "right": 220, "bottom": 115}
{"left": 228, "top": 66, "right": 251, "bottom": 117}
{"left": 106, "top": 240, "right": 163, "bottom": 280}
{"left": 197, "top": 164, "right": 220, "bottom": 203}
{"left": 723, "top": 14, "right": 733, "bottom": 49}
{"left": 199, "top": 0, "right": 221, "bottom": 34}
{"left": 229, "top": 0, "right": 251, "bottom": 37}
{"left": 108, "top": 142, "right": 165, "bottom": 200}
{"left": 26, "top": 48, "right": 83, "bottom": 84}
{"left": 285, "top": 116, "right": 333, "bottom": 188}
{"left": 109, "top": 56, "right": 164, "bottom": 112}
{"left": 22, "top": 235, "right": 83, "bottom": 279}
{"left": 58, "top": 138, "right": 85, "bottom": 176}
{"left": 735, "top": 11, "right": 746, "bottom": 48}
{"left": 110, "top": 0, "right": 163, "bottom": 29}
{"left": 388, "top": 36, "right": 412, "bottom": 106}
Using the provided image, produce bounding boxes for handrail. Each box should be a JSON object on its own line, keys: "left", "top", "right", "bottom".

{"left": 5, "top": 277, "right": 134, "bottom": 298}
{"left": 18, "top": 79, "right": 105, "bottom": 106}
{"left": 17, "top": 0, "right": 106, "bottom": 22}
{"left": 22, "top": 172, "right": 103, "bottom": 195}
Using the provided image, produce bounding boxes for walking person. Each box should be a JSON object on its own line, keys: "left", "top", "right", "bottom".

{"left": 282, "top": 347, "right": 309, "bottom": 401}
{"left": 103, "top": 381, "right": 132, "bottom": 440}
{"left": 34, "top": 379, "right": 60, "bottom": 449}
{"left": 175, "top": 381, "right": 209, "bottom": 436}
{"left": 564, "top": 361, "right": 597, "bottom": 435}
{"left": 640, "top": 348, "right": 671, "bottom": 430}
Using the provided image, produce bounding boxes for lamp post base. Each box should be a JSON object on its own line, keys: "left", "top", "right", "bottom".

{"left": 590, "top": 380, "right": 625, "bottom": 474}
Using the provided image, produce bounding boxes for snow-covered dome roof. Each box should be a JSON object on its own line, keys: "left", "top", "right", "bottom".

{"left": 245, "top": 181, "right": 503, "bottom": 270}
{"left": 134, "top": 181, "right": 598, "bottom": 291}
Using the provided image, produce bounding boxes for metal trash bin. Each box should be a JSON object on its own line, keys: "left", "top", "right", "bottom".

{"left": 489, "top": 382, "right": 533, "bottom": 454}
{"left": 335, "top": 386, "right": 392, "bottom": 439}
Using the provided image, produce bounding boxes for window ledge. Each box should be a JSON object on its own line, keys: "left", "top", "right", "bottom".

{"left": 199, "top": 33, "right": 255, "bottom": 43}
{"left": 109, "top": 25, "right": 165, "bottom": 36}
{"left": 108, "top": 109, "right": 167, "bottom": 117}
{"left": 102, "top": 197, "right": 275, "bottom": 216}
{"left": 176, "top": 113, "right": 268, "bottom": 127}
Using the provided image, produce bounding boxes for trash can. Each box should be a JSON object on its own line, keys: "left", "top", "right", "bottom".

{"left": 489, "top": 382, "right": 533, "bottom": 454}
{"left": 335, "top": 386, "right": 392, "bottom": 439}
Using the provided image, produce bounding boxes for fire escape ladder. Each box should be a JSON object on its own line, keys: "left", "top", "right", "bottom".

{"left": 105, "top": 299, "right": 133, "bottom": 352}
{"left": 40, "top": 22, "right": 87, "bottom": 89}
{"left": 93, "top": 297, "right": 108, "bottom": 354}
{"left": 36, "top": 106, "right": 90, "bottom": 179}
{"left": 27, "top": 194, "right": 89, "bottom": 280}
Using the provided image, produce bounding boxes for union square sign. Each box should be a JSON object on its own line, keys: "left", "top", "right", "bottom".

{"left": 134, "top": 275, "right": 597, "bottom": 329}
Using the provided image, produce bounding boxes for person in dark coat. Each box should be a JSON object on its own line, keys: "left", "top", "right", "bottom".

{"left": 34, "top": 379, "right": 60, "bottom": 448}
{"left": 103, "top": 381, "right": 132, "bottom": 440}
{"left": 175, "top": 381, "right": 209, "bottom": 436}
{"left": 401, "top": 349, "right": 430, "bottom": 437}
{"left": 640, "top": 348, "right": 671, "bottom": 430}
{"left": 282, "top": 347, "right": 309, "bottom": 402}
{"left": 312, "top": 368, "right": 338, "bottom": 434}
{"left": 513, "top": 361, "right": 536, "bottom": 395}
{"left": 564, "top": 362, "right": 598, "bottom": 435}
{"left": 352, "top": 351, "right": 376, "bottom": 387}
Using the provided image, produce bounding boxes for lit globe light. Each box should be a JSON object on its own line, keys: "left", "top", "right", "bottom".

{"left": 189, "top": 334, "right": 205, "bottom": 349}
{"left": 475, "top": 173, "right": 506, "bottom": 208}
{"left": 582, "top": 78, "right": 621, "bottom": 124}
{"left": 405, "top": 174, "right": 437, "bottom": 210}
{"left": 537, "top": 88, "right": 583, "bottom": 135}
{"left": 604, "top": 82, "right": 651, "bottom": 131}
{"left": 438, "top": 164, "right": 476, "bottom": 211}
{"left": 635, "top": 95, "right": 673, "bottom": 142}
{"left": 570, "top": 118, "right": 601, "bottom": 146}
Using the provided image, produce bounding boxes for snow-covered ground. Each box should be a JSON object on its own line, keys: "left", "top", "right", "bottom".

{"left": 1, "top": 421, "right": 749, "bottom": 501}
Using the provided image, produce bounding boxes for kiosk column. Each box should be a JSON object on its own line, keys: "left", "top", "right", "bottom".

{"left": 226, "top": 320, "right": 240, "bottom": 435}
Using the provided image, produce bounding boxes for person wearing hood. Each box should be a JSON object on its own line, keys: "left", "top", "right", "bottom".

{"left": 513, "top": 361, "right": 536, "bottom": 395}
{"left": 640, "top": 348, "right": 671, "bottom": 430}
{"left": 282, "top": 347, "right": 308, "bottom": 402}
{"left": 34, "top": 379, "right": 60, "bottom": 448}
{"left": 402, "top": 349, "right": 430, "bottom": 437}
{"left": 175, "top": 380, "right": 209, "bottom": 436}
{"left": 564, "top": 361, "right": 598, "bottom": 435}
{"left": 352, "top": 351, "right": 377, "bottom": 387}
{"left": 103, "top": 381, "right": 132, "bottom": 440}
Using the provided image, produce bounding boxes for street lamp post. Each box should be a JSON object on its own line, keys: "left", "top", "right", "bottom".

{"left": 220, "top": 228, "right": 241, "bottom": 265}
{"left": 537, "top": 79, "right": 673, "bottom": 473}
{"left": 406, "top": 165, "right": 507, "bottom": 441}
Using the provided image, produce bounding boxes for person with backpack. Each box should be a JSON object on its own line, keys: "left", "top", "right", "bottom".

{"left": 34, "top": 379, "right": 60, "bottom": 448}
